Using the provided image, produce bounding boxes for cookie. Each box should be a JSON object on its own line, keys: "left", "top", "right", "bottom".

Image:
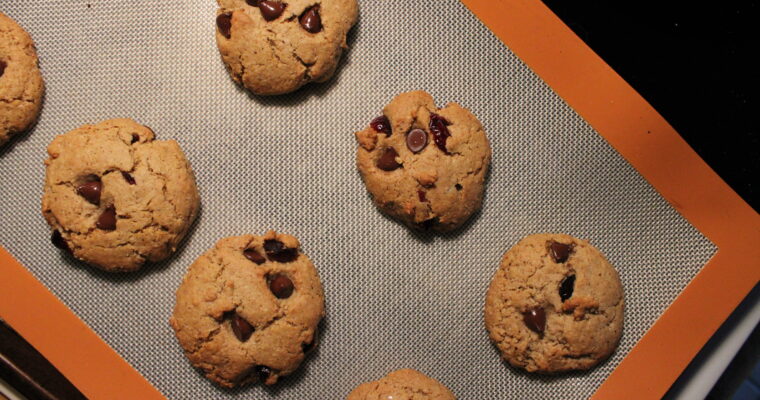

{"left": 42, "top": 119, "right": 200, "bottom": 272}
{"left": 170, "top": 232, "right": 324, "bottom": 387}
{"left": 347, "top": 369, "right": 456, "bottom": 400}
{"left": 484, "top": 233, "right": 624, "bottom": 373}
{"left": 355, "top": 91, "right": 491, "bottom": 232}
{"left": 0, "top": 12, "right": 44, "bottom": 145}
{"left": 214, "top": 0, "right": 358, "bottom": 95}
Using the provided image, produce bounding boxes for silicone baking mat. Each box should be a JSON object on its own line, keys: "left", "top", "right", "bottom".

{"left": 0, "top": 0, "right": 732, "bottom": 398}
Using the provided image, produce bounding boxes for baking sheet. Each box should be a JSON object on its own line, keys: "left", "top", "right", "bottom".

{"left": 0, "top": 0, "right": 716, "bottom": 398}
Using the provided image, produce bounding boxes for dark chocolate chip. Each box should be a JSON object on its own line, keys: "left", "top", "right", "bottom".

{"left": 523, "top": 307, "right": 546, "bottom": 334}
{"left": 420, "top": 217, "right": 438, "bottom": 230}
{"left": 418, "top": 190, "right": 427, "bottom": 202}
{"left": 76, "top": 180, "right": 102, "bottom": 205}
{"left": 269, "top": 274, "right": 294, "bottom": 299}
{"left": 429, "top": 113, "right": 451, "bottom": 153}
{"left": 51, "top": 230, "right": 70, "bottom": 252}
{"left": 216, "top": 12, "right": 232, "bottom": 38}
{"left": 231, "top": 313, "right": 254, "bottom": 342}
{"left": 406, "top": 128, "right": 428, "bottom": 153}
{"left": 259, "top": 1, "right": 286, "bottom": 21}
{"left": 121, "top": 172, "right": 136, "bottom": 185}
{"left": 245, "top": 0, "right": 262, "bottom": 5}
{"left": 299, "top": 5, "right": 322, "bottom": 33}
{"left": 549, "top": 241, "right": 573, "bottom": 263}
{"left": 559, "top": 274, "right": 575, "bottom": 302}
{"left": 243, "top": 248, "right": 266, "bottom": 264}
{"left": 455, "top": 183, "right": 462, "bottom": 191}
{"left": 96, "top": 206, "right": 116, "bottom": 230}
{"left": 376, "top": 147, "right": 401, "bottom": 171}
{"left": 130, "top": 134, "right": 139, "bottom": 144}
{"left": 0, "top": 61, "right": 7, "bottom": 78}
{"left": 263, "top": 239, "right": 298, "bottom": 262}
{"left": 370, "top": 116, "right": 391, "bottom": 135}
{"left": 255, "top": 365, "right": 272, "bottom": 383}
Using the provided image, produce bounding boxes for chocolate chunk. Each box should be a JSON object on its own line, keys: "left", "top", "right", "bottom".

{"left": 549, "top": 241, "right": 573, "bottom": 263}
{"left": 231, "top": 313, "right": 254, "bottom": 342}
{"left": 263, "top": 239, "right": 298, "bottom": 262}
{"left": 259, "top": 1, "right": 286, "bottom": 21}
{"left": 376, "top": 147, "right": 401, "bottom": 171}
{"left": 245, "top": 0, "right": 262, "bottom": 5}
{"left": 0, "top": 61, "right": 7, "bottom": 78}
{"left": 216, "top": 12, "right": 232, "bottom": 38}
{"left": 370, "top": 116, "right": 392, "bottom": 135}
{"left": 76, "top": 180, "right": 102, "bottom": 205}
{"left": 429, "top": 113, "right": 451, "bottom": 153}
{"left": 269, "top": 274, "right": 294, "bottom": 299}
{"left": 418, "top": 190, "right": 427, "bottom": 202}
{"left": 299, "top": 5, "right": 322, "bottom": 33}
{"left": 455, "top": 183, "right": 462, "bottom": 191}
{"left": 121, "top": 172, "right": 136, "bottom": 185}
{"left": 559, "top": 275, "right": 575, "bottom": 302}
{"left": 130, "top": 134, "right": 139, "bottom": 144}
{"left": 523, "top": 307, "right": 546, "bottom": 334}
{"left": 406, "top": 128, "right": 428, "bottom": 153}
{"left": 96, "top": 206, "right": 116, "bottom": 231}
{"left": 243, "top": 248, "right": 266, "bottom": 264}
{"left": 255, "top": 365, "right": 272, "bottom": 383}
{"left": 51, "top": 230, "right": 70, "bottom": 252}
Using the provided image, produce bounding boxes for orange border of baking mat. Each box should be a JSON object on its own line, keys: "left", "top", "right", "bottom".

{"left": 1, "top": 0, "right": 759, "bottom": 398}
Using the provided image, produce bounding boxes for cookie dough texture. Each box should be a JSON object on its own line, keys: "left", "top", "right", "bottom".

{"left": 42, "top": 119, "right": 200, "bottom": 272}
{"left": 0, "top": 12, "right": 44, "bottom": 145}
{"left": 170, "top": 232, "right": 324, "bottom": 387}
{"left": 355, "top": 91, "right": 491, "bottom": 232}
{"left": 347, "top": 369, "right": 456, "bottom": 400}
{"left": 215, "top": 0, "right": 358, "bottom": 95}
{"left": 484, "top": 233, "right": 624, "bottom": 373}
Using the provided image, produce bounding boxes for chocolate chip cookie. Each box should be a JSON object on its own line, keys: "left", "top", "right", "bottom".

{"left": 42, "top": 119, "right": 200, "bottom": 272}
{"left": 1, "top": 12, "right": 44, "bottom": 145}
{"left": 170, "top": 232, "right": 324, "bottom": 388}
{"left": 347, "top": 369, "right": 456, "bottom": 400}
{"left": 484, "top": 233, "right": 624, "bottom": 373}
{"left": 355, "top": 91, "right": 491, "bottom": 232}
{"left": 215, "top": 0, "right": 358, "bottom": 95}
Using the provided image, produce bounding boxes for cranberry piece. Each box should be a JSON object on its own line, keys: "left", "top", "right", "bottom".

{"left": 429, "top": 113, "right": 451, "bottom": 153}
{"left": 376, "top": 147, "right": 401, "bottom": 171}
{"left": 370, "top": 116, "right": 391, "bottom": 135}
{"left": 216, "top": 12, "right": 232, "bottom": 39}
{"left": 418, "top": 190, "right": 427, "bottom": 202}
{"left": 523, "top": 307, "right": 546, "bottom": 334}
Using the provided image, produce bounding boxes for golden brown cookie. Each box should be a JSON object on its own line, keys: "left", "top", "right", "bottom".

{"left": 484, "top": 233, "right": 624, "bottom": 373}
{"left": 42, "top": 119, "right": 200, "bottom": 272}
{"left": 347, "top": 369, "right": 456, "bottom": 400}
{"left": 0, "top": 12, "right": 44, "bottom": 145}
{"left": 214, "top": 0, "right": 358, "bottom": 95}
{"left": 170, "top": 232, "right": 324, "bottom": 388}
{"left": 355, "top": 91, "right": 491, "bottom": 232}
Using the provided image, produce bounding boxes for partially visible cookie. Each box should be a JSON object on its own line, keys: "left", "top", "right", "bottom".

{"left": 170, "top": 232, "right": 324, "bottom": 387}
{"left": 484, "top": 233, "right": 624, "bottom": 373}
{"left": 1, "top": 12, "right": 44, "bottom": 145}
{"left": 215, "top": 0, "right": 358, "bottom": 95}
{"left": 42, "top": 119, "right": 200, "bottom": 272}
{"left": 355, "top": 91, "right": 491, "bottom": 232}
{"left": 347, "top": 369, "right": 456, "bottom": 400}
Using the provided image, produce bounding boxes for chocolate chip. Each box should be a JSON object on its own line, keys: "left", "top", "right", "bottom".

{"left": 255, "top": 365, "right": 272, "bottom": 383}
{"left": 231, "top": 313, "right": 254, "bottom": 342}
{"left": 216, "top": 12, "right": 232, "bottom": 38}
{"left": 96, "top": 206, "right": 116, "bottom": 231}
{"left": 259, "top": 1, "right": 286, "bottom": 21}
{"left": 549, "top": 241, "right": 573, "bottom": 263}
{"left": 420, "top": 217, "right": 438, "bottom": 230}
{"left": 523, "top": 307, "right": 546, "bottom": 334}
{"left": 418, "top": 190, "right": 427, "bottom": 202}
{"left": 429, "top": 113, "right": 451, "bottom": 153}
{"left": 559, "top": 274, "right": 575, "bottom": 302}
{"left": 0, "top": 61, "right": 7, "bottom": 78}
{"left": 370, "top": 116, "right": 391, "bottom": 135}
{"left": 263, "top": 239, "right": 298, "bottom": 262}
{"left": 245, "top": 0, "right": 262, "bottom": 5}
{"left": 121, "top": 172, "right": 136, "bottom": 185}
{"left": 269, "top": 274, "right": 294, "bottom": 299}
{"left": 76, "top": 180, "right": 102, "bottom": 205}
{"left": 376, "top": 147, "right": 401, "bottom": 171}
{"left": 299, "top": 5, "right": 322, "bottom": 33}
{"left": 455, "top": 183, "right": 462, "bottom": 191}
{"left": 51, "top": 230, "right": 70, "bottom": 252}
{"left": 243, "top": 248, "right": 266, "bottom": 264}
{"left": 130, "top": 134, "right": 139, "bottom": 144}
{"left": 406, "top": 128, "right": 428, "bottom": 153}
{"left": 302, "top": 330, "right": 318, "bottom": 353}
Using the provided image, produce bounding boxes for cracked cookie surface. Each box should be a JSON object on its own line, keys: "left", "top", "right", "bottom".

{"left": 1, "top": 12, "right": 44, "bottom": 145}
{"left": 484, "top": 233, "right": 624, "bottom": 373}
{"left": 42, "top": 119, "right": 200, "bottom": 272}
{"left": 355, "top": 91, "right": 491, "bottom": 232}
{"left": 170, "top": 232, "right": 324, "bottom": 388}
{"left": 347, "top": 369, "right": 456, "bottom": 400}
{"left": 215, "top": 0, "right": 358, "bottom": 95}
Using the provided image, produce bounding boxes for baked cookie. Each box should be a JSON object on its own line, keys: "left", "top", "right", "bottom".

{"left": 214, "top": 0, "right": 358, "bottom": 95}
{"left": 170, "top": 232, "right": 324, "bottom": 388}
{"left": 42, "top": 119, "right": 200, "bottom": 272}
{"left": 347, "top": 369, "right": 456, "bottom": 400}
{"left": 1, "top": 12, "right": 44, "bottom": 145}
{"left": 484, "top": 233, "right": 624, "bottom": 373}
{"left": 355, "top": 91, "right": 491, "bottom": 232}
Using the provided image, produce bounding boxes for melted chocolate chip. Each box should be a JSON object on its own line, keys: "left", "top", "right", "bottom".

{"left": 51, "top": 230, "right": 70, "bottom": 252}
{"left": 559, "top": 275, "right": 575, "bottom": 302}
{"left": 370, "top": 116, "right": 391, "bottom": 135}
{"left": 231, "top": 313, "right": 254, "bottom": 342}
{"left": 243, "top": 248, "right": 266, "bottom": 264}
{"left": 121, "top": 172, "right": 136, "bottom": 185}
{"left": 418, "top": 190, "right": 427, "bottom": 202}
{"left": 0, "top": 61, "right": 7, "bottom": 78}
{"left": 255, "top": 365, "right": 272, "bottom": 383}
{"left": 96, "top": 206, "right": 117, "bottom": 230}
{"left": 130, "top": 134, "right": 139, "bottom": 144}
{"left": 216, "top": 12, "right": 232, "bottom": 38}
{"left": 406, "top": 128, "right": 428, "bottom": 153}
{"left": 429, "top": 113, "right": 451, "bottom": 153}
{"left": 269, "top": 274, "right": 294, "bottom": 298}
{"left": 549, "top": 241, "right": 573, "bottom": 263}
{"left": 77, "top": 180, "right": 102, "bottom": 205}
{"left": 299, "top": 5, "right": 322, "bottom": 33}
{"left": 263, "top": 239, "right": 298, "bottom": 262}
{"left": 523, "top": 307, "right": 546, "bottom": 334}
{"left": 259, "top": 0, "right": 286, "bottom": 21}
{"left": 455, "top": 183, "right": 462, "bottom": 191}
{"left": 376, "top": 147, "right": 401, "bottom": 171}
